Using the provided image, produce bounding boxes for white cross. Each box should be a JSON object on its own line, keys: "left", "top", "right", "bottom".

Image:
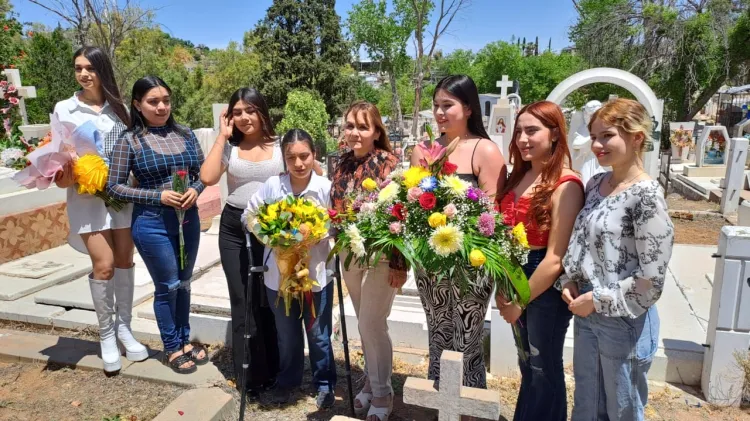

{"left": 496, "top": 75, "right": 513, "bottom": 98}
{"left": 1, "top": 69, "right": 37, "bottom": 125}
{"left": 403, "top": 351, "right": 502, "bottom": 421}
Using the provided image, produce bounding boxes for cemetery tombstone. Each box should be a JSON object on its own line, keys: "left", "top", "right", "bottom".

{"left": 695, "top": 126, "right": 730, "bottom": 168}
{"left": 0, "top": 69, "right": 37, "bottom": 125}
{"left": 669, "top": 122, "right": 696, "bottom": 163}
{"left": 719, "top": 138, "right": 749, "bottom": 215}
{"left": 488, "top": 75, "right": 518, "bottom": 161}
{"left": 703, "top": 226, "right": 750, "bottom": 406}
{"left": 403, "top": 350, "right": 502, "bottom": 421}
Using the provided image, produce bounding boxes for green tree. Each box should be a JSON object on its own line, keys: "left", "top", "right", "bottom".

{"left": 570, "top": 0, "right": 750, "bottom": 121}
{"left": 433, "top": 49, "right": 478, "bottom": 81}
{"left": 21, "top": 27, "right": 79, "bottom": 124}
{"left": 276, "top": 90, "right": 332, "bottom": 155}
{"left": 347, "top": 0, "right": 414, "bottom": 133}
{"left": 254, "top": 0, "right": 354, "bottom": 121}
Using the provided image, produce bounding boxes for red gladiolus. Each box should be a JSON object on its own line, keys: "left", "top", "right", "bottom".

{"left": 419, "top": 192, "right": 437, "bottom": 210}
{"left": 441, "top": 161, "right": 458, "bottom": 176}
{"left": 391, "top": 203, "right": 407, "bottom": 221}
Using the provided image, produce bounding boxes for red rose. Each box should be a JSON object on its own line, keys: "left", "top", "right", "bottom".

{"left": 176, "top": 169, "right": 188, "bottom": 178}
{"left": 441, "top": 161, "right": 458, "bottom": 175}
{"left": 419, "top": 192, "right": 437, "bottom": 210}
{"left": 327, "top": 209, "right": 339, "bottom": 219}
{"left": 391, "top": 203, "right": 407, "bottom": 221}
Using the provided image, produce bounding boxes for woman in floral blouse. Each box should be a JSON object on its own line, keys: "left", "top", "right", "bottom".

{"left": 560, "top": 98, "right": 674, "bottom": 421}
{"left": 330, "top": 101, "right": 403, "bottom": 421}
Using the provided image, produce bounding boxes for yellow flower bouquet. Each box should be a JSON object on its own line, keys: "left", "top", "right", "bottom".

{"left": 73, "top": 153, "right": 124, "bottom": 211}
{"left": 247, "top": 195, "right": 331, "bottom": 319}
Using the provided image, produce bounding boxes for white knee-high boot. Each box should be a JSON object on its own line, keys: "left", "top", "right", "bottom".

{"left": 88, "top": 276, "right": 122, "bottom": 373}
{"left": 114, "top": 266, "right": 149, "bottom": 362}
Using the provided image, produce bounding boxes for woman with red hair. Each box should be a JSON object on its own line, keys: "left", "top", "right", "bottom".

{"left": 496, "top": 100, "right": 584, "bottom": 421}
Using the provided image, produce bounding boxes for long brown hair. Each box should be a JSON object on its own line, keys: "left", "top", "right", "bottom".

{"left": 343, "top": 101, "right": 392, "bottom": 152}
{"left": 501, "top": 101, "right": 572, "bottom": 231}
{"left": 74, "top": 46, "right": 129, "bottom": 126}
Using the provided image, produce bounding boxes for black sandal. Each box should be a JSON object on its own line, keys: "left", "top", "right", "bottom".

{"left": 163, "top": 351, "right": 197, "bottom": 374}
{"left": 185, "top": 344, "right": 209, "bottom": 365}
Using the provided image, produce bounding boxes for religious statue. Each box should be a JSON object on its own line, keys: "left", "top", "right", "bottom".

{"left": 570, "top": 100, "right": 607, "bottom": 185}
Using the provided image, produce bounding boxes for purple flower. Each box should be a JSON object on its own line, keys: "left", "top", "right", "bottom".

{"left": 467, "top": 187, "right": 482, "bottom": 202}
{"left": 352, "top": 199, "right": 363, "bottom": 212}
{"left": 380, "top": 179, "right": 392, "bottom": 189}
{"left": 477, "top": 212, "right": 495, "bottom": 237}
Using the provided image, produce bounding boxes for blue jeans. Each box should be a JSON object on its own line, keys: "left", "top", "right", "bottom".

{"left": 131, "top": 204, "right": 200, "bottom": 352}
{"left": 572, "top": 306, "right": 660, "bottom": 421}
{"left": 266, "top": 283, "right": 336, "bottom": 392}
{"left": 513, "top": 249, "right": 572, "bottom": 421}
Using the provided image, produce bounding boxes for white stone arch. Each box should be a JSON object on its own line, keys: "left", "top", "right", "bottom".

{"left": 546, "top": 68, "right": 664, "bottom": 177}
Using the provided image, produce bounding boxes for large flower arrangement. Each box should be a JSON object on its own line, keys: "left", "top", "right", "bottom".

{"left": 247, "top": 195, "right": 331, "bottom": 319}
{"left": 331, "top": 135, "right": 531, "bottom": 317}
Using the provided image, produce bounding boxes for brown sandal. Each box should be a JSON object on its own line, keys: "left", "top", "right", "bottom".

{"left": 163, "top": 351, "right": 197, "bottom": 374}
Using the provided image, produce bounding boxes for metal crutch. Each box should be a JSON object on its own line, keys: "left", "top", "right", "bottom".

{"left": 333, "top": 253, "right": 355, "bottom": 416}
{"left": 238, "top": 231, "right": 266, "bottom": 420}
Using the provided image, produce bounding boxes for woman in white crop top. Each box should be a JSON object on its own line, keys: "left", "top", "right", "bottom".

{"left": 199, "top": 88, "right": 283, "bottom": 397}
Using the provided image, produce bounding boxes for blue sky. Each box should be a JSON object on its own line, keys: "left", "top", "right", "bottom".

{"left": 11, "top": 0, "right": 578, "bottom": 55}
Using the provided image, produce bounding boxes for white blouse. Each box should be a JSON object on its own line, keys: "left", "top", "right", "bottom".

{"left": 561, "top": 173, "right": 674, "bottom": 318}
{"left": 241, "top": 173, "right": 333, "bottom": 292}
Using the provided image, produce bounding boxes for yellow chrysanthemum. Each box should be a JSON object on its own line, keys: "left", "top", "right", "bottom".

{"left": 377, "top": 182, "right": 400, "bottom": 204}
{"left": 513, "top": 223, "right": 529, "bottom": 248}
{"left": 469, "top": 249, "right": 486, "bottom": 267}
{"left": 73, "top": 154, "right": 109, "bottom": 195}
{"left": 428, "top": 224, "right": 464, "bottom": 257}
{"left": 362, "top": 178, "right": 378, "bottom": 192}
{"left": 403, "top": 166, "right": 431, "bottom": 188}
{"left": 440, "top": 175, "right": 470, "bottom": 196}
{"left": 428, "top": 212, "right": 447, "bottom": 228}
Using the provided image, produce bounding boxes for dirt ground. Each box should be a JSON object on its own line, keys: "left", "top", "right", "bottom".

{"left": 671, "top": 216, "right": 726, "bottom": 245}
{"left": 0, "top": 361, "right": 185, "bottom": 421}
{"left": 0, "top": 318, "right": 749, "bottom": 421}
{"left": 667, "top": 193, "right": 721, "bottom": 213}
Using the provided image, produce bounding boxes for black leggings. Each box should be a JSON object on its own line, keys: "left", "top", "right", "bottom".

{"left": 218, "top": 204, "right": 279, "bottom": 390}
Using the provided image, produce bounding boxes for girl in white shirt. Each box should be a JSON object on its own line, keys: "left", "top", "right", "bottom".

{"left": 53, "top": 47, "right": 148, "bottom": 374}
{"left": 243, "top": 129, "right": 336, "bottom": 409}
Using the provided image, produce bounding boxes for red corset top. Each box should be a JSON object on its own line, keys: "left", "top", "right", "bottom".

{"left": 498, "top": 175, "right": 583, "bottom": 247}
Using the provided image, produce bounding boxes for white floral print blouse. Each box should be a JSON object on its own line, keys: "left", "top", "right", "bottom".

{"left": 561, "top": 172, "right": 674, "bottom": 318}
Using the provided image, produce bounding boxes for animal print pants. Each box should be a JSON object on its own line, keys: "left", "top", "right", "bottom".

{"left": 416, "top": 273, "right": 493, "bottom": 388}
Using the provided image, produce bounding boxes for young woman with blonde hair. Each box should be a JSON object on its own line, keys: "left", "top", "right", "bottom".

{"left": 561, "top": 98, "right": 674, "bottom": 421}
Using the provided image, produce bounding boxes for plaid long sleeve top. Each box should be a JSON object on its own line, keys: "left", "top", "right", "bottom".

{"left": 107, "top": 125, "right": 206, "bottom": 206}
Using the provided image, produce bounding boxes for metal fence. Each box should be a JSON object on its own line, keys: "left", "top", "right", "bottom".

{"left": 716, "top": 92, "right": 750, "bottom": 128}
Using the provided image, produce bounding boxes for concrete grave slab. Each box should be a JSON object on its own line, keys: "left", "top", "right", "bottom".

{"left": 121, "top": 352, "right": 225, "bottom": 387}
{"left": 0, "top": 245, "right": 91, "bottom": 301}
{"left": 35, "top": 276, "right": 154, "bottom": 310}
{"left": 152, "top": 387, "right": 233, "bottom": 421}
{"left": 0, "top": 296, "right": 65, "bottom": 325}
{"left": 0, "top": 328, "right": 136, "bottom": 371}
{"left": 51, "top": 309, "right": 98, "bottom": 330}
{"left": 0, "top": 259, "right": 73, "bottom": 279}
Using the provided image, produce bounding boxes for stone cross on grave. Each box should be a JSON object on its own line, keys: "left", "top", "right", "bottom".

{"left": 403, "top": 351, "right": 501, "bottom": 421}
{"left": 496, "top": 75, "right": 513, "bottom": 98}
{"left": 0, "top": 69, "right": 37, "bottom": 125}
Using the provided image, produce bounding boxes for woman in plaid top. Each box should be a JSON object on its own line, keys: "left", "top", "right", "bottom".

{"left": 53, "top": 46, "right": 149, "bottom": 374}
{"left": 107, "top": 76, "right": 206, "bottom": 374}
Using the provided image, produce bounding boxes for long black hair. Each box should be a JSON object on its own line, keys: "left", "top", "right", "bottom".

{"left": 73, "top": 46, "right": 129, "bottom": 125}
{"left": 128, "top": 76, "right": 188, "bottom": 137}
{"left": 280, "top": 128, "right": 315, "bottom": 157}
{"left": 433, "top": 75, "right": 491, "bottom": 140}
{"left": 227, "top": 88, "right": 275, "bottom": 146}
